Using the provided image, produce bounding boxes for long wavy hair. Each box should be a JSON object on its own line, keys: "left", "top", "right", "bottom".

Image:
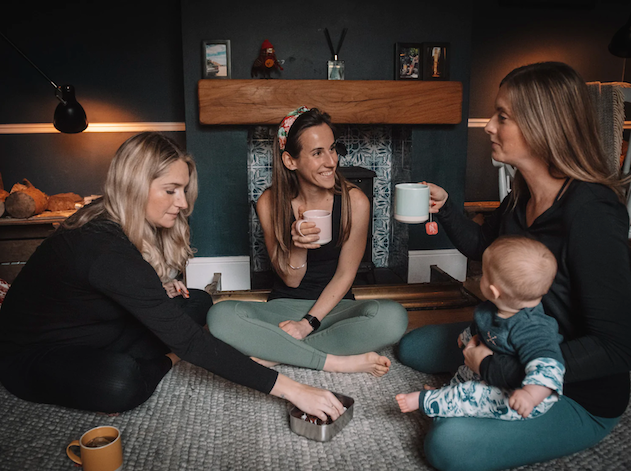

{"left": 268, "top": 108, "right": 354, "bottom": 274}
{"left": 500, "top": 61, "right": 628, "bottom": 204}
{"left": 63, "top": 132, "right": 198, "bottom": 282}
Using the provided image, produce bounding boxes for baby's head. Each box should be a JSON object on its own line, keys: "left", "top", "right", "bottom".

{"left": 481, "top": 235, "right": 557, "bottom": 312}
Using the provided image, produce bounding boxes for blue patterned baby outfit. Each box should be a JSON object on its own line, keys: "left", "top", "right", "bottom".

{"left": 422, "top": 301, "right": 565, "bottom": 420}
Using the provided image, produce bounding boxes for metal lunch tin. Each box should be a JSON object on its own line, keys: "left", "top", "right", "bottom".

{"left": 288, "top": 393, "right": 354, "bottom": 442}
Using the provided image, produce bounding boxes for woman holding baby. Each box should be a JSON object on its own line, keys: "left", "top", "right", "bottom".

{"left": 207, "top": 107, "right": 408, "bottom": 375}
{"left": 0, "top": 132, "right": 347, "bottom": 420}
{"left": 397, "top": 62, "right": 631, "bottom": 470}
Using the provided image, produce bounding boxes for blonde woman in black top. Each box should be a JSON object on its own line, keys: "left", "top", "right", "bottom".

{"left": 0, "top": 132, "right": 345, "bottom": 420}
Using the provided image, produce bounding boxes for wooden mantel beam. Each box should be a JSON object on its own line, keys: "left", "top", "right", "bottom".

{"left": 198, "top": 80, "right": 462, "bottom": 125}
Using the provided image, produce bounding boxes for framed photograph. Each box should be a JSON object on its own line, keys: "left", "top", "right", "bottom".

{"left": 395, "top": 43, "right": 421, "bottom": 80}
{"left": 422, "top": 43, "right": 450, "bottom": 81}
{"left": 202, "top": 40, "right": 231, "bottom": 79}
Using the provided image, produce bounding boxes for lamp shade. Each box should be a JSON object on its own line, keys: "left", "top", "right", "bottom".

{"left": 609, "top": 14, "right": 631, "bottom": 58}
{"left": 54, "top": 84, "right": 88, "bottom": 133}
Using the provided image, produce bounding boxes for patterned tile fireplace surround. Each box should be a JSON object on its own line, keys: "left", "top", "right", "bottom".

{"left": 248, "top": 124, "right": 412, "bottom": 280}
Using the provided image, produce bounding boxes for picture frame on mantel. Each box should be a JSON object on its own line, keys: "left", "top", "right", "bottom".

{"left": 395, "top": 43, "right": 421, "bottom": 80}
{"left": 422, "top": 42, "right": 450, "bottom": 81}
{"left": 202, "top": 40, "right": 231, "bottom": 79}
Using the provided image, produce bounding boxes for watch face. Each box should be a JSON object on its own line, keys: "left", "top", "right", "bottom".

{"left": 304, "top": 314, "right": 320, "bottom": 329}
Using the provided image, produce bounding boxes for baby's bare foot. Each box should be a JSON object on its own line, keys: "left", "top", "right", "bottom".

{"left": 251, "top": 357, "right": 280, "bottom": 368}
{"left": 396, "top": 391, "right": 421, "bottom": 413}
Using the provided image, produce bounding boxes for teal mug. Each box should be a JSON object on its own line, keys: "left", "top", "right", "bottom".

{"left": 394, "top": 183, "right": 429, "bottom": 224}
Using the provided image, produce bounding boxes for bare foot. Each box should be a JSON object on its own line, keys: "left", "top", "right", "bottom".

{"left": 251, "top": 357, "right": 280, "bottom": 368}
{"left": 324, "top": 352, "right": 391, "bottom": 377}
{"left": 396, "top": 391, "right": 421, "bottom": 413}
{"left": 167, "top": 353, "right": 181, "bottom": 366}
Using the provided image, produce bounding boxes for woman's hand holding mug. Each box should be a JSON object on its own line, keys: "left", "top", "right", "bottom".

{"left": 423, "top": 182, "right": 449, "bottom": 213}
{"left": 292, "top": 207, "right": 332, "bottom": 248}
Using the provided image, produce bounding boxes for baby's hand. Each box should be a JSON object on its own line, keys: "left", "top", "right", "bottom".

{"left": 509, "top": 388, "right": 535, "bottom": 418}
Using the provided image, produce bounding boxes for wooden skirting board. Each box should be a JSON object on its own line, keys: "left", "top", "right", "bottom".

{"left": 198, "top": 80, "right": 462, "bottom": 125}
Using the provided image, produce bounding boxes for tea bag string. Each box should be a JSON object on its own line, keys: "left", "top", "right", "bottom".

{"left": 324, "top": 28, "right": 347, "bottom": 61}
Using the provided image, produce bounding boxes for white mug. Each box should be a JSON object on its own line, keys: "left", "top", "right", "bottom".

{"left": 296, "top": 210, "right": 332, "bottom": 245}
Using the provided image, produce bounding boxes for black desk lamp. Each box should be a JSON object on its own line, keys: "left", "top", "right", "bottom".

{"left": 609, "top": 12, "right": 631, "bottom": 81}
{"left": 1, "top": 31, "right": 88, "bottom": 133}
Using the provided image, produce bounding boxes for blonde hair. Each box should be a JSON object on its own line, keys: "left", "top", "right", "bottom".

{"left": 483, "top": 235, "right": 557, "bottom": 304}
{"left": 500, "top": 62, "right": 628, "bottom": 204}
{"left": 267, "top": 108, "right": 355, "bottom": 274}
{"left": 63, "top": 132, "right": 198, "bottom": 282}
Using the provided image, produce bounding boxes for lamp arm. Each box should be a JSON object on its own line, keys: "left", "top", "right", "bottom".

{"left": 0, "top": 30, "right": 60, "bottom": 91}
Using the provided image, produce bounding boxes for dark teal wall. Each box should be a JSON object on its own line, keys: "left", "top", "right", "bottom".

{"left": 188, "top": 126, "right": 250, "bottom": 255}
{"left": 181, "top": 0, "right": 473, "bottom": 256}
{"left": 0, "top": 1, "right": 185, "bottom": 195}
{"left": 465, "top": 0, "right": 631, "bottom": 202}
{"left": 5, "top": 0, "right": 626, "bottom": 258}
{"left": 408, "top": 124, "right": 469, "bottom": 248}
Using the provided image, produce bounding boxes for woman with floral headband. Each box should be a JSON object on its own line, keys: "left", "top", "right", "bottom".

{"left": 207, "top": 107, "right": 408, "bottom": 375}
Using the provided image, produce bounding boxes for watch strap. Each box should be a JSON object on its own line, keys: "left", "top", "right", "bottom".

{"left": 302, "top": 314, "right": 321, "bottom": 332}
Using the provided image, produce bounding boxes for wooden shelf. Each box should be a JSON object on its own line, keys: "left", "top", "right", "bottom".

{"left": 198, "top": 79, "right": 462, "bottom": 125}
{"left": 464, "top": 201, "right": 500, "bottom": 214}
{"left": 0, "top": 210, "right": 75, "bottom": 226}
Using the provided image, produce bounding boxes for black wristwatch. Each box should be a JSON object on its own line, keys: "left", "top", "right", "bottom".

{"left": 302, "top": 314, "right": 321, "bottom": 332}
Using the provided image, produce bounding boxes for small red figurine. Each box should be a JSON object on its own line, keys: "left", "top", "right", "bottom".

{"left": 251, "top": 39, "right": 283, "bottom": 78}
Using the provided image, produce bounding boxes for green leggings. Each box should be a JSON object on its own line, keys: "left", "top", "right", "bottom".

{"left": 397, "top": 323, "right": 621, "bottom": 471}
{"left": 207, "top": 298, "right": 408, "bottom": 370}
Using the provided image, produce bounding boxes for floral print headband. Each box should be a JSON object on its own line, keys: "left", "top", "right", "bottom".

{"left": 277, "top": 106, "right": 310, "bottom": 152}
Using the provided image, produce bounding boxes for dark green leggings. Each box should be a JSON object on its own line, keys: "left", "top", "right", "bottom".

{"left": 397, "top": 323, "right": 620, "bottom": 471}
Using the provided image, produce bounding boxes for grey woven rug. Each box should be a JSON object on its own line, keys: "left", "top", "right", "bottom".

{"left": 1, "top": 347, "right": 629, "bottom": 470}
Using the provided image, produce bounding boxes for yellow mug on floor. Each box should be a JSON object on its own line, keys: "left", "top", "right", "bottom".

{"left": 66, "top": 425, "right": 123, "bottom": 471}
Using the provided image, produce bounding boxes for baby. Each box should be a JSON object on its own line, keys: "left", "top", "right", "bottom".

{"left": 396, "top": 235, "right": 564, "bottom": 420}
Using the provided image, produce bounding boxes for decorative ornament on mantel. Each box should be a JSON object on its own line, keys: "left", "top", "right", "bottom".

{"left": 251, "top": 39, "right": 284, "bottom": 79}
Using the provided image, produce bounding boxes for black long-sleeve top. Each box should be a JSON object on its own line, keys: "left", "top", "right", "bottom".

{"left": 0, "top": 219, "right": 278, "bottom": 395}
{"left": 438, "top": 180, "right": 631, "bottom": 417}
